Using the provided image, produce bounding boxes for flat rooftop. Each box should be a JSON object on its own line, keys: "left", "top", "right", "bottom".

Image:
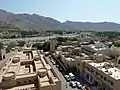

{"left": 81, "top": 53, "right": 89, "bottom": 58}
{"left": 99, "top": 67, "right": 120, "bottom": 80}
{"left": 89, "top": 62, "right": 120, "bottom": 80}
{"left": 65, "top": 57, "right": 75, "bottom": 62}
{"left": 89, "top": 62, "right": 108, "bottom": 68}
{"left": 6, "top": 84, "right": 36, "bottom": 90}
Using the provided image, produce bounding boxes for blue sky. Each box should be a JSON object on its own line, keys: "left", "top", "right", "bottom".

{"left": 0, "top": 0, "right": 120, "bottom": 23}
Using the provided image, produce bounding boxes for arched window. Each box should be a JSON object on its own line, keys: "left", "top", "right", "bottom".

{"left": 17, "top": 82, "right": 21, "bottom": 84}
{"left": 29, "top": 80, "right": 31, "bottom": 82}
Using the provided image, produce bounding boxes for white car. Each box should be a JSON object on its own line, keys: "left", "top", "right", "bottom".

{"left": 69, "top": 81, "right": 76, "bottom": 88}
{"left": 69, "top": 73, "right": 75, "bottom": 80}
{"left": 56, "top": 64, "right": 59, "bottom": 68}
{"left": 76, "top": 81, "right": 82, "bottom": 89}
{"left": 81, "top": 85, "right": 86, "bottom": 90}
{"left": 64, "top": 75, "right": 71, "bottom": 82}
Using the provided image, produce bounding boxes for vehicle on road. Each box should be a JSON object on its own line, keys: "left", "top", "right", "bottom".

{"left": 56, "top": 64, "right": 59, "bottom": 68}
{"left": 69, "top": 81, "right": 76, "bottom": 88}
{"left": 81, "top": 85, "right": 86, "bottom": 90}
{"left": 69, "top": 73, "right": 75, "bottom": 80}
{"left": 58, "top": 67, "right": 63, "bottom": 72}
{"left": 65, "top": 83, "right": 68, "bottom": 88}
{"left": 64, "top": 75, "right": 71, "bottom": 82}
{"left": 51, "top": 59, "right": 56, "bottom": 65}
{"left": 75, "top": 81, "right": 82, "bottom": 89}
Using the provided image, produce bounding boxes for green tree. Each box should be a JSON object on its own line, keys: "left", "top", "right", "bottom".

{"left": 6, "top": 42, "right": 16, "bottom": 53}
{"left": 42, "top": 41, "right": 50, "bottom": 52}
{"left": 32, "top": 42, "right": 50, "bottom": 52}
{"left": 57, "top": 37, "right": 67, "bottom": 42}
{"left": 108, "top": 44, "right": 112, "bottom": 48}
{"left": 32, "top": 43, "right": 43, "bottom": 50}
{"left": 68, "top": 37, "right": 77, "bottom": 41}
{"left": 17, "top": 41, "right": 26, "bottom": 47}
{"left": 89, "top": 40, "right": 95, "bottom": 44}
{"left": 112, "top": 42, "right": 120, "bottom": 47}
{"left": 0, "top": 41, "right": 3, "bottom": 50}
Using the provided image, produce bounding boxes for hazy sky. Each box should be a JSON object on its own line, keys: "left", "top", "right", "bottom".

{"left": 0, "top": 0, "right": 120, "bottom": 23}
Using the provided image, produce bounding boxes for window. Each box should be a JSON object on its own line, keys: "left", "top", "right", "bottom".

{"left": 2, "top": 79, "right": 5, "bottom": 81}
{"left": 91, "top": 69, "right": 94, "bottom": 72}
{"left": 118, "top": 60, "right": 120, "bottom": 64}
{"left": 96, "top": 72, "right": 97, "bottom": 75}
{"left": 111, "top": 82, "right": 113, "bottom": 85}
{"left": 21, "top": 62, "right": 23, "bottom": 65}
{"left": 96, "top": 72, "right": 99, "bottom": 75}
{"left": 104, "top": 77, "right": 106, "bottom": 81}
{"left": 107, "top": 79, "right": 110, "bottom": 82}
{"left": 17, "top": 82, "right": 21, "bottom": 84}
{"left": 29, "top": 80, "right": 31, "bottom": 82}
{"left": 101, "top": 75, "right": 103, "bottom": 78}
{"left": 87, "top": 68, "right": 90, "bottom": 71}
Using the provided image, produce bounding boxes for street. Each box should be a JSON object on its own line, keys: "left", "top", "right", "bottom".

{"left": 0, "top": 50, "right": 17, "bottom": 81}
{"left": 0, "top": 51, "right": 15, "bottom": 70}
{"left": 46, "top": 56, "right": 81, "bottom": 90}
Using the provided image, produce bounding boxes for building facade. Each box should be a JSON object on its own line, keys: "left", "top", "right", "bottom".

{"left": 76, "top": 56, "right": 120, "bottom": 90}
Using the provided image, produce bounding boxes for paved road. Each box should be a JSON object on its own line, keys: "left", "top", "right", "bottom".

{"left": 0, "top": 51, "right": 15, "bottom": 70}
{"left": 0, "top": 50, "right": 17, "bottom": 85}
{"left": 46, "top": 56, "right": 80, "bottom": 90}
{"left": 0, "top": 49, "right": 18, "bottom": 73}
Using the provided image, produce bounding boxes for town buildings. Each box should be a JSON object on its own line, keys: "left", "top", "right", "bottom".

{"left": 75, "top": 56, "right": 120, "bottom": 90}
{"left": 75, "top": 43, "right": 120, "bottom": 90}
{"left": 53, "top": 40, "right": 120, "bottom": 90}
{"left": 0, "top": 46, "right": 61, "bottom": 90}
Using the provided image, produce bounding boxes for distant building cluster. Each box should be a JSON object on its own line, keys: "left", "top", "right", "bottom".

{"left": 51, "top": 35, "right": 120, "bottom": 90}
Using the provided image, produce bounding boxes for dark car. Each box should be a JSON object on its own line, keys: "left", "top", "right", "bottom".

{"left": 58, "top": 67, "right": 63, "bottom": 72}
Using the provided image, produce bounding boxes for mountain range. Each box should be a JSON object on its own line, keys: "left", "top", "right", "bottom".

{"left": 0, "top": 9, "right": 120, "bottom": 30}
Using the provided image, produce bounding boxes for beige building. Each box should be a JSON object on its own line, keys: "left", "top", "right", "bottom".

{"left": 59, "top": 51, "right": 76, "bottom": 69}
{"left": 0, "top": 47, "right": 61, "bottom": 90}
{"left": 76, "top": 56, "right": 120, "bottom": 90}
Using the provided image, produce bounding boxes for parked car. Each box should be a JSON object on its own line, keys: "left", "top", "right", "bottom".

{"left": 76, "top": 81, "right": 82, "bottom": 89}
{"left": 56, "top": 64, "right": 59, "bottom": 68}
{"left": 51, "top": 60, "right": 56, "bottom": 65}
{"left": 81, "top": 85, "right": 86, "bottom": 90}
{"left": 69, "top": 73, "right": 75, "bottom": 80}
{"left": 69, "top": 81, "right": 76, "bottom": 88}
{"left": 58, "top": 67, "right": 63, "bottom": 72}
{"left": 64, "top": 75, "right": 71, "bottom": 82}
{"left": 52, "top": 61, "right": 56, "bottom": 65}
